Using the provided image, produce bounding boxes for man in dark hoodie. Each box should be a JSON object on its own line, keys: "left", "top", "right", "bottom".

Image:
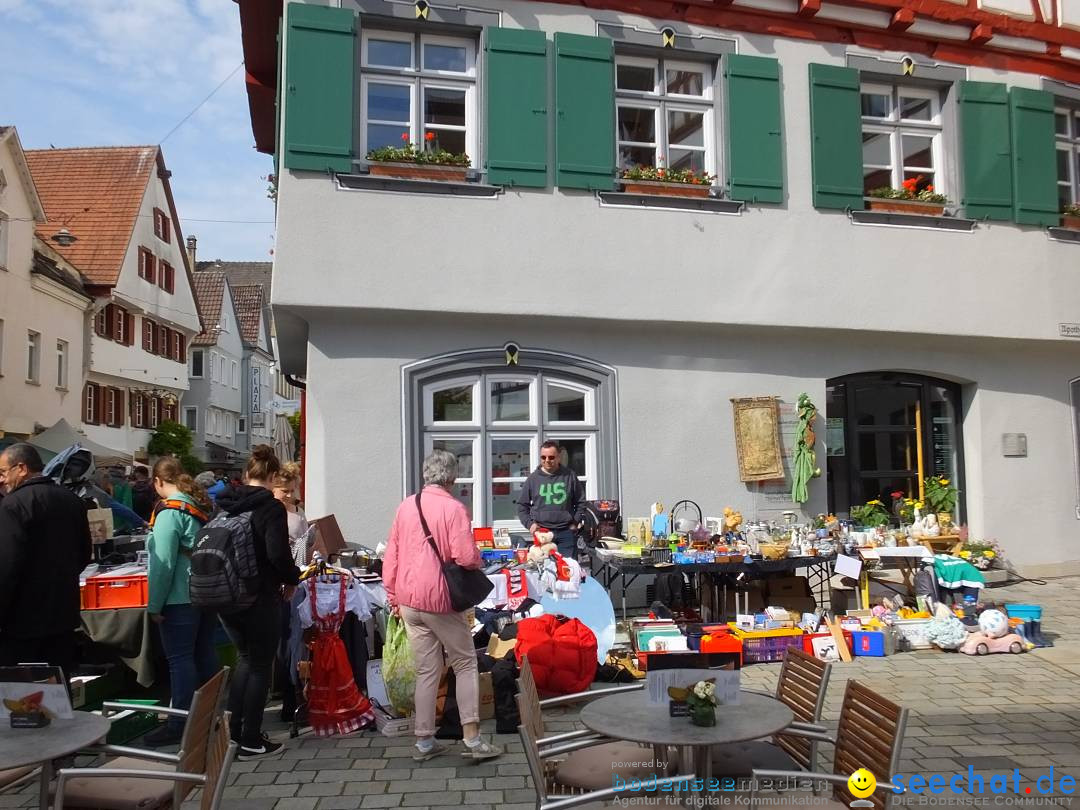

{"left": 215, "top": 445, "right": 300, "bottom": 759}
{"left": 516, "top": 440, "right": 585, "bottom": 557}
{"left": 131, "top": 465, "right": 157, "bottom": 521}
{"left": 0, "top": 443, "right": 92, "bottom": 675}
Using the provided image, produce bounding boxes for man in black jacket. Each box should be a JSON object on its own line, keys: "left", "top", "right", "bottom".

{"left": 516, "top": 440, "right": 585, "bottom": 557}
{"left": 0, "top": 443, "right": 91, "bottom": 675}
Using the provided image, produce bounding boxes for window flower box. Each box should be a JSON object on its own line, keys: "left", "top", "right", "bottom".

{"left": 620, "top": 179, "right": 712, "bottom": 198}
{"left": 1062, "top": 207, "right": 1080, "bottom": 230}
{"left": 368, "top": 162, "right": 468, "bottom": 183}
{"left": 864, "top": 197, "right": 945, "bottom": 216}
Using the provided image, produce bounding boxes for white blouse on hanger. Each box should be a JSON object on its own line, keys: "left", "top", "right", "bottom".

{"left": 297, "top": 578, "right": 374, "bottom": 628}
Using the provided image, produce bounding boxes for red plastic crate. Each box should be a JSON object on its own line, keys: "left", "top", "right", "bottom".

{"left": 81, "top": 573, "right": 149, "bottom": 610}
{"left": 802, "top": 630, "right": 853, "bottom": 660}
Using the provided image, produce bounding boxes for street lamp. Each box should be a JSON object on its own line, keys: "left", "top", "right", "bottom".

{"left": 51, "top": 228, "right": 77, "bottom": 247}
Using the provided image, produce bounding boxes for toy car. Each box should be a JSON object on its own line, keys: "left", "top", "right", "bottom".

{"left": 958, "top": 631, "right": 1025, "bottom": 656}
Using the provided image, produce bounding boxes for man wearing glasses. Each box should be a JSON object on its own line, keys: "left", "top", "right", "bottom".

{"left": 0, "top": 443, "right": 92, "bottom": 674}
{"left": 516, "top": 440, "right": 585, "bottom": 558}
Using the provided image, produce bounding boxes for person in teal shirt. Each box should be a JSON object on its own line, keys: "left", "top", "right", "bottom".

{"left": 143, "top": 457, "right": 216, "bottom": 747}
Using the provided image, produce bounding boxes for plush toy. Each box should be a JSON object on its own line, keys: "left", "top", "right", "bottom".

{"left": 722, "top": 506, "right": 743, "bottom": 532}
{"left": 527, "top": 531, "right": 557, "bottom": 564}
{"left": 925, "top": 603, "right": 967, "bottom": 650}
{"left": 978, "top": 609, "right": 1009, "bottom": 638}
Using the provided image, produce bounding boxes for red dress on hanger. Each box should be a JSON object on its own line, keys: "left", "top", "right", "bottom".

{"left": 304, "top": 576, "right": 375, "bottom": 736}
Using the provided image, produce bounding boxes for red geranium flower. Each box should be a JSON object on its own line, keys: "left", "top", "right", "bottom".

{"left": 400, "top": 132, "right": 409, "bottom": 141}
{"left": 425, "top": 132, "right": 435, "bottom": 142}
{"left": 891, "top": 490, "right": 904, "bottom": 498}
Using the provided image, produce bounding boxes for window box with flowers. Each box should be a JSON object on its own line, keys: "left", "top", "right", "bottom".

{"left": 1062, "top": 204, "right": 1080, "bottom": 230}
{"left": 366, "top": 132, "right": 471, "bottom": 182}
{"left": 865, "top": 175, "right": 947, "bottom": 216}
{"left": 619, "top": 163, "right": 715, "bottom": 199}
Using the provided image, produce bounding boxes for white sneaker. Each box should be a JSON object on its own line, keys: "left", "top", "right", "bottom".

{"left": 413, "top": 741, "right": 450, "bottom": 762}
{"left": 462, "top": 738, "right": 503, "bottom": 760}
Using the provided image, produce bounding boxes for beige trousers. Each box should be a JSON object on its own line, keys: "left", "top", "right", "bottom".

{"left": 400, "top": 605, "right": 479, "bottom": 737}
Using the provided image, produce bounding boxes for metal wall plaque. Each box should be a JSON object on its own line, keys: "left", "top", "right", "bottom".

{"left": 1002, "top": 433, "right": 1028, "bottom": 457}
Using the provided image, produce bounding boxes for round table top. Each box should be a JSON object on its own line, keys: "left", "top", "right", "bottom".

{"left": 0, "top": 711, "right": 111, "bottom": 770}
{"left": 579, "top": 690, "right": 794, "bottom": 748}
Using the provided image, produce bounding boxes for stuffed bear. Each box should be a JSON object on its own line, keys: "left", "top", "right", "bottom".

{"left": 527, "top": 530, "right": 557, "bottom": 564}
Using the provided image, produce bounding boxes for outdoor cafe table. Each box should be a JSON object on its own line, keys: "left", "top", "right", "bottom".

{"left": 579, "top": 690, "right": 794, "bottom": 797}
{"left": 0, "top": 710, "right": 111, "bottom": 809}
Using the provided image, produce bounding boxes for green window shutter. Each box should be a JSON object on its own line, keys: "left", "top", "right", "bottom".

{"left": 808, "top": 64, "right": 863, "bottom": 210}
{"left": 485, "top": 28, "right": 548, "bottom": 188}
{"left": 958, "top": 81, "right": 1012, "bottom": 221}
{"left": 1010, "top": 88, "right": 1058, "bottom": 227}
{"left": 283, "top": 3, "right": 356, "bottom": 173}
{"left": 554, "top": 33, "right": 615, "bottom": 191}
{"left": 726, "top": 55, "right": 783, "bottom": 204}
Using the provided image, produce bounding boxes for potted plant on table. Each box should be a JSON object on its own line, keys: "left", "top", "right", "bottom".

{"left": 620, "top": 160, "right": 714, "bottom": 198}
{"left": 923, "top": 476, "right": 958, "bottom": 532}
{"left": 668, "top": 679, "right": 718, "bottom": 726}
{"left": 366, "top": 132, "right": 471, "bottom": 182}
{"left": 958, "top": 539, "right": 1002, "bottom": 570}
{"left": 850, "top": 499, "right": 890, "bottom": 530}
{"left": 1063, "top": 204, "right": 1080, "bottom": 230}
{"left": 865, "top": 175, "right": 947, "bottom": 216}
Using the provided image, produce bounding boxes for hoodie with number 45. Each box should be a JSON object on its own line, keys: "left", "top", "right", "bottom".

{"left": 515, "top": 465, "right": 585, "bottom": 531}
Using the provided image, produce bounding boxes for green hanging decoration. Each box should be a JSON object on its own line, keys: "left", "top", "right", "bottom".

{"left": 792, "top": 393, "right": 821, "bottom": 504}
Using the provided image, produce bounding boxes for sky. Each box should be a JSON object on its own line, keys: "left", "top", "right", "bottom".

{"left": 0, "top": 0, "right": 275, "bottom": 262}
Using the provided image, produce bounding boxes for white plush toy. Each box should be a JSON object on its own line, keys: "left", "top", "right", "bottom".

{"left": 527, "top": 530, "right": 557, "bottom": 564}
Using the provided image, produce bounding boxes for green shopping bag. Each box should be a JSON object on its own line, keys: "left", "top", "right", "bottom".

{"left": 383, "top": 615, "right": 416, "bottom": 716}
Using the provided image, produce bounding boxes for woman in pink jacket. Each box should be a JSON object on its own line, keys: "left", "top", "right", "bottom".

{"left": 383, "top": 450, "right": 502, "bottom": 762}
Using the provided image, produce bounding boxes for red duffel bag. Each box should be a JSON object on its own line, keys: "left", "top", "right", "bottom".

{"left": 514, "top": 615, "right": 597, "bottom": 696}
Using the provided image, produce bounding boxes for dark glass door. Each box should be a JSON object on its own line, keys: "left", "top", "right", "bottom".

{"left": 826, "top": 373, "right": 964, "bottom": 520}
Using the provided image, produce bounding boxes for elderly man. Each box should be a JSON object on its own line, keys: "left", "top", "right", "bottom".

{"left": 0, "top": 443, "right": 92, "bottom": 674}
{"left": 515, "top": 440, "right": 585, "bottom": 558}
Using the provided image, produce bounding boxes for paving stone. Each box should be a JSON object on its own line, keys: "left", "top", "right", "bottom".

{"left": 342, "top": 782, "right": 389, "bottom": 796}
{"left": 465, "top": 790, "right": 501, "bottom": 804}
{"left": 297, "top": 782, "right": 346, "bottom": 797}
{"left": 256, "top": 759, "right": 300, "bottom": 772}
{"left": 387, "top": 779, "right": 448, "bottom": 793}
{"left": 275, "top": 799, "right": 318, "bottom": 810}
{"left": 484, "top": 776, "right": 525, "bottom": 789}
{"left": 360, "top": 795, "right": 403, "bottom": 808}
{"left": 400, "top": 791, "right": 464, "bottom": 806}
{"left": 294, "top": 758, "right": 355, "bottom": 770}
{"left": 236, "top": 772, "right": 280, "bottom": 786}
{"left": 274, "top": 771, "right": 317, "bottom": 784}
{"left": 496, "top": 763, "right": 531, "bottom": 776}
{"left": 449, "top": 777, "right": 485, "bottom": 790}
{"left": 247, "top": 784, "right": 300, "bottom": 798}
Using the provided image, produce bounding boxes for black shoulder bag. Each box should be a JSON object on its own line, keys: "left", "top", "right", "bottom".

{"left": 415, "top": 492, "right": 494, "bottom": 612}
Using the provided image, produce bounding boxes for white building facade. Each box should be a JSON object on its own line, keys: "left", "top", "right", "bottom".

{"left": 0, "top": 128, "right": 91, "bottom": 443}
{"left": 241, "top": 0, "right": 1080, "bottom": 574}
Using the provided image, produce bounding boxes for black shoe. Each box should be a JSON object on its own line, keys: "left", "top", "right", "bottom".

{"left": 143, "top": 724, "right": 184, "bottom": 747}
{"left": 237, "top": 735, "right": 284, "bottom": 760}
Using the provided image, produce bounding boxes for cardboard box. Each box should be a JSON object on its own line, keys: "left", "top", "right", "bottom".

{"left": 766, "top": 576, "right": 816, "bottom": 614}
{"left": 310, "top": 514, "right": 347, "bottom": 560}
{"left": 487, "top": 634, "right": 517, "bottom": 660}
{"left": 479, "top": 672, "right": 494, "bottom": 720}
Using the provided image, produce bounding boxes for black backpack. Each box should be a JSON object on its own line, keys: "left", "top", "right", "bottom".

{"left": 189, "top": 511, "right": 260, "bottom": 613}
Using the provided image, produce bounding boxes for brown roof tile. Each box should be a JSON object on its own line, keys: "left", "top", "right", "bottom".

{"left": 195, "top": 260, "right": 271, "bottom": 300}
{"left": 231, "top": 285, "right": 265, "bottom": 347}
{"left": 24, "top": 146, "right": 158, "bottom": 286}
{"left": 191, "top": 271, "right": 227, "bottom": 346}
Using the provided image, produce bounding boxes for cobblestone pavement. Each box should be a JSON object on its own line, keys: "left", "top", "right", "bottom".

{"left": 4, "top": 576, "right": 1078, "bottom": 809}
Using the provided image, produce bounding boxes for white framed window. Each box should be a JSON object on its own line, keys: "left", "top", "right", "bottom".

{"left": 545, "top": 379, "right": 595, "bottom": 426}
{"left": 134, "top": 394, "right": 145, "bottom": 428}
{"left": 184, "top": 406, "right": 197, "bottom": 432}
{"left": 544, "top": 433, "right": 597, "bottom": 499}
{"left": 860, "top": 83, "right": 944, "bottom": 196}
{"left": 1055, "top": 106, "right": 1080, "bottom": 211}
{"left": 56, "top": 340, "right": 68, "bottom": 389}
{"left": 220, "top": 355, "right": 227, "bottom": 383}
{"left": 225, "top": 413, "right": 233, "bottom": 439}
{"left": 424, "top": 376, "right": 481, "bottom": 427}
{"left": 360, "top": 30, "right": 476, "bottom": 161}
{"left": 208, "top": 409, "right": 218, "bottom": 436}
{"left": 424, "top": 433, "right": 479, "bottom": 519}
{"left": 190, "top": 349, "right": 204, "bottom": 378}
{"left": 488, "top": 433, "right": 538, "bottom": 527}
{"left": 209, "top": 352, "right": 218, "bottom": 382}
{"left": 150, "top": 397, "right": 160, "bottom": 428}
{"left": 26, "top": 330, "right": 40, "bottom": 384}
{"left": 615, "top": 54, "right": 715, "bottom": 176}
{"left": 232, "top": 360, "right": 239, "bottom": 389}
{"left": 487, "top": 376, "right": 537, "bottom": 427}
{"left": 238, "top": 416, "right": 247, "bottom": 434}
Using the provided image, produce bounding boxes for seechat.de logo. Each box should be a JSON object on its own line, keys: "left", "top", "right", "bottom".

{"left": 849, "top": 769, "right": 878, "bottom": 808}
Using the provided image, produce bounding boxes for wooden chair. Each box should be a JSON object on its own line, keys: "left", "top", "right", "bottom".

{"left": 710, "top": 646, "right": 832, "bottom": 776}
{"left": 519, "top": 713, "right": 696, "bottom": 810}
{"left": 57, "top": 667, "right": 230, "bottom": 809}
{"left": 53, "top": 710, "right": 237, "bottom": 810}
{"left": 518, "top": 656, "right": 662, "bottom": 794}
{"left": 749, "top": 680, "right": 908, "bottom": 810}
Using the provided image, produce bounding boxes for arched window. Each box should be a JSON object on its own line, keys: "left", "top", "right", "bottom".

{"left": 826, "top": 372, "right": 964, "bottom": 521}
{"left": 404, "top": 347, "right": 619, "bottom": 528}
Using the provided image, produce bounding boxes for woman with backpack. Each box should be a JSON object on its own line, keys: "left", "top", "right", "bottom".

{"left": 214, "top": 445, "right": 300, "bottom": 759}
{"left": 143, "top": 457, "right": 216, "bottom": 747}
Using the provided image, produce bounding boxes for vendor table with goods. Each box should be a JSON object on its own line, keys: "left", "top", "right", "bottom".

{"left": 591, "top": 553, "right": 835, "bottom": 622}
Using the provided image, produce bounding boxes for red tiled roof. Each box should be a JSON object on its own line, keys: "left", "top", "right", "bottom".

{"left": 24, "top": 146, "right": 158, "bottom": 286}
{"left": 231, "top": 285, "right": 265, "bottom": 347}
{"left": 191, "top": 271, "right": 227, "bottom": 346}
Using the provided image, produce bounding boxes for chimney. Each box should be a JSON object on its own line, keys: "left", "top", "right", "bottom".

{"left": 186, "top": 235, "right": 197, "bottom": 270}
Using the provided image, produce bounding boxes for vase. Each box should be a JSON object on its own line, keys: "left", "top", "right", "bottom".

{"left": 368, "top": 162, "right": 468, "bottom": 182}
{"left": 620, "top": 179, "right": 712, "bottom": 198}
{"left": 689, "top": 703, "right": 716, "bottom": 727}
{"left": 1063, "top": 214, "right": 1080, "bottom": 230}
{"left": 865, "top": 197, "right": 945, "bottom": 216}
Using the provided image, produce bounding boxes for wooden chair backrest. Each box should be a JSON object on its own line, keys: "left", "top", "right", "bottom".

{"left": 832, "top": 680, "right": 908, "bottom": 810}
{"left": 517, "top": 716, "right": 549, "bottom": 806}
{"left": 773, "top": 648, "right": 831, "bottom": 770}
{"left": 177, "top": 667, "right": 230, "bottom": 803}
{"left": 201, "top": 712, "right": 238, "bottom": 810}
{"left": 517, "top": 657, "right": 545, "bottom": 740}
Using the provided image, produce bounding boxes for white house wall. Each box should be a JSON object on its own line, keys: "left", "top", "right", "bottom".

{"left": 0, "top": 145, "right": 89, "bottom": 437}
{"left": 298, "top": 312, "right": 1079, "bottom": 574}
